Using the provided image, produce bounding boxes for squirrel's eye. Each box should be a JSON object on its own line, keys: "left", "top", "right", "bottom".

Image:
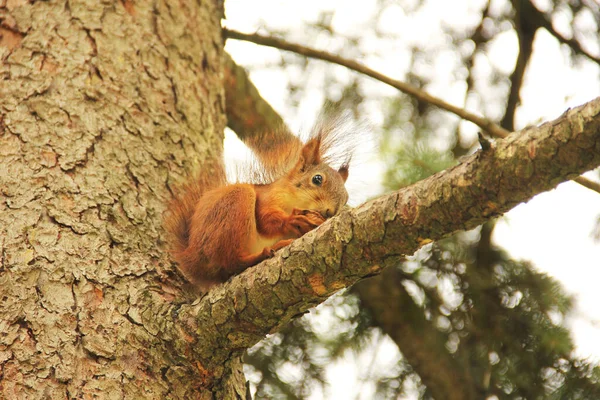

{"left": 312, "top": 174, "right": 323, "bottom": 186}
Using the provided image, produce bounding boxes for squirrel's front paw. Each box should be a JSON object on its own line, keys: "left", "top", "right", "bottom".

{"left": 292, "top": 209, "right": 326, "bottom": 223}
{"left": 261, "top": 247, "right": 276, "bottom": 258}
{"left": 287, "top": 210, "right": 325, "bottom": 236}
{"left": 304, "top": 211, "right": 326, "bottom": 226}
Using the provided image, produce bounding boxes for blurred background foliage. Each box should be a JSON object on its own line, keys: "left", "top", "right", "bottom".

{"left": 224, "top": 0, "right": 600, "bottom": 398}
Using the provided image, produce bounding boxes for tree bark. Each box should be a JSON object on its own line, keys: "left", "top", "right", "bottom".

{"left": 0, "top": 0, "right": 232, "bottom": 398}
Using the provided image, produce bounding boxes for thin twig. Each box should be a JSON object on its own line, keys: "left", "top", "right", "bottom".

{"left": 223, "top": 28, "right": 600, "bottom": 195}
{"left": 528, "top": 2, "right": 600, "bottom": 66}
{"left": 224, "top": 28, "right": 510, "bottom": 138}
{"left": 574, "top": 176, "right": 600, "bottom": 193}
{"left": 501, "top": 0, "right": 537, "bottom": 131}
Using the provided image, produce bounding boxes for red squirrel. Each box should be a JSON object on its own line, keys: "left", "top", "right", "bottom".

{"left": 164, "top": 120, "right": 353, "bottom": 290}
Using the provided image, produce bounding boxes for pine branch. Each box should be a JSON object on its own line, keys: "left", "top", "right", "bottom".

{"left": 354, "top": 267, "right": 479, "bottom": 400}
{"left": 223, "top": 29, "right": 600, "bottom": 195}
{"left": 166, "top": 96, "right": 600, "bottom": 386}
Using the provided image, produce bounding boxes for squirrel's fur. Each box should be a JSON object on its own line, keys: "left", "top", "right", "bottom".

{"left": 164, "top": 116, "right": 356, "bottom": 290}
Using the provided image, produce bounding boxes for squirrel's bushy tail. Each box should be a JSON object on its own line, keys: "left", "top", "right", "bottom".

{"left": 164, "top": 157, "right": 226, "bottom": 263}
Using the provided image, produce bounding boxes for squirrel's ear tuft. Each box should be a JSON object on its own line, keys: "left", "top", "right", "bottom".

{"left": 297, "top": 139, "right": 321, "bottom": 171}
{"left": 338, "top": 163, "right": 349, "bottom": 182}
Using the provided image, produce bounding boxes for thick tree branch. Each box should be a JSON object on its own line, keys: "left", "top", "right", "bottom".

{"left": 165, "top": 96, "right": 600, "bottom": 386}
{"left": 223, "top": 28, "right": 600, "bottom": 195}
{"left": 223, "top": 53, "right": 287, "bottom": 136}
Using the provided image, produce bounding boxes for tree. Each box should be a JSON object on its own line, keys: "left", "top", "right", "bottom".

{"left": 1, "top": 1, "right": 599, "bottom": 400}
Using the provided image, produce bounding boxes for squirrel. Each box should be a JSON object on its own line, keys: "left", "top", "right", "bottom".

{"left": 164, "top": 118, "right": 354, "bottom": 290}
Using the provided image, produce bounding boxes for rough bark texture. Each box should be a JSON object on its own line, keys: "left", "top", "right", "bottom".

{"left": 2, "top": 0, "right": 600, "bottom": 398}
{"left": 0, "top": 0, "right": 231, "bottom": 398}
{"left": 167, "top": 96, "right": 600, "bottom": 383}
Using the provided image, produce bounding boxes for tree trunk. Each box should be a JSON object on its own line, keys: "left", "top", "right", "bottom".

{"left": 0, "top": 0, "right": 237, "bottom": 398}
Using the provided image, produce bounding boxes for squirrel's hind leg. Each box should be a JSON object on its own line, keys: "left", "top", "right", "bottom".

{"left": 214, "top": 184, "right": 273, "bottom": 276}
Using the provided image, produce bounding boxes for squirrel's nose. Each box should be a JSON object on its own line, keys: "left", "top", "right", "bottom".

{"left": 325, "top": 209, "right": 333, "bottom": 218}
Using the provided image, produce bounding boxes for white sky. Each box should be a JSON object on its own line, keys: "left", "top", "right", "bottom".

{"left": 224, "top": 0, "right": 600, "bottom": 398}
